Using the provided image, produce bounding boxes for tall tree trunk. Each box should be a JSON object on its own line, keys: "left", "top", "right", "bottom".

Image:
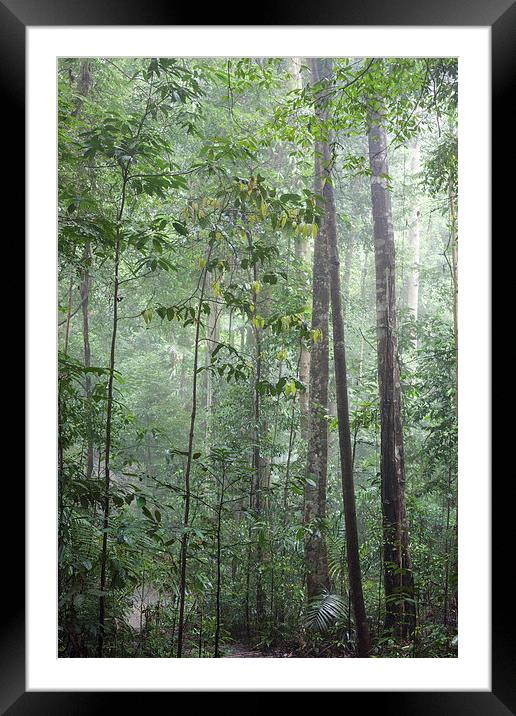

{"left": 253, "top": 326, "right": 267, "bottom": 625}
{"left": 314, "top": 57, "right": 371, "bottom": 656}
{"left": 342, "top": 234, "right": 354, "bottom": 320}
{"left": 75, "top": 59, "right": 95, "bottom": 479}
{"left": 96, "top": 168, "right": 128, "bottom": 657}
{"left": 304, "top": 58, "right": 331, "bottom": 600}
{"left": 63, "top": 271, "right": 74, "bottom": 354}
{"left": 214, "top": 468, "right": 225, "bottom": 657}
{"left": 80, "top": 243, "right": 94, "bottom": 480}
{"left": 402, "top": 139, "right": 421, "bottom": 325}
{"left": 443, "top": 466, "right": 452, "bottom": 627}
{"left": 448, "top": 174, "right": 459, "bottom": 619}
{"left": 204, "top": 287, "right": 220, "bottom": 442}
{"left": 358, "top": 250, "right": 369, "bottom": 382}
{"left": 248, "top": 229, "right": 267, "bottom": 626}
{"left": 72, "top": 59, "right": 92, "bottom": 117}
{"left": 62, "top": 62, "right": 92, "bottom": 358}
{"left": 448, "top": 176, "right": 458, "bottom": 416}
{"left": 176, "top": 254, "right": 212, "bottom": 658}
{"left": 289, "top": 57, "right": 311, "bottom": 442}
{"left": 97, "top": 84, "right": 154, "bottom": 656}
{"left": 367, "top": 102, "right": 415, "bottom": 640}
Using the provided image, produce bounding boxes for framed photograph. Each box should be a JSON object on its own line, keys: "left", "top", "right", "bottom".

{"left": 5, "top": 0, "right": 508, "bottom": 709}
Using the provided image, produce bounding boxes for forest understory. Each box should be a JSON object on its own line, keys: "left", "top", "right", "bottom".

{"left": 58, "top": 56, "right": 458, "bottom": 659}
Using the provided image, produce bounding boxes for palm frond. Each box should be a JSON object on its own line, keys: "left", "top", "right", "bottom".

{"left": 303, "top": 590, "right": 349, "bottom": 633}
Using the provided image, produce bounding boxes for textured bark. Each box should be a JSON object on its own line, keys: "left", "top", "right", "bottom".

{"left": 296, "top": 196, "right": 311, "bottom": 446}
{"left": 402, "top": 139, "right": 421, "bottom": 323}
{"left": 72, "top": 59, "right": 92, "bottom": 117}
{"left": 367, "top": 103, "right": 415, "bottom": 639}
{"left": 298, "top": 342, "right": 310, "bottom": 442}
{"left": 314, "top": 58, "right": 371, "bottom": 656}
{"left": 304, "top": 58, "right": 330, "bottom": 600}
{"left": 289, "top": 57, "right": 311, "bottom": 442}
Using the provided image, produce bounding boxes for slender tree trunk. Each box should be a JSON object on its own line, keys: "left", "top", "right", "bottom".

{"left": 198, "top": 600, "right": 204, "bottom": 657}
{"left": 176, "top": 253, "right": 212, "bottom": 658}
{"left": 245, "top": 539, "right": 251, "bottom": 640}
{"left": 448, "top": 176, "right": 459, "bottom": 621}
{"left": 73, "top": 59, "right": 95, "bottom": 479}
{"left": 80, "top": 242, "right": 94, "bottom": 479}
{"left": 96, "top": 88, "right": 153, "bottom": 658}
{"left": 367, "top": 102, "right": 415, "bottom": 640}
{"left": 315, "top": 57, "right": 371, "bottom": 656}
{"left": 448, "top": 176, "right": 458, "bottom": 416}
{"left": 329, "top": 223, "right": 372, "bottom": 657}
{"left": 443, "top": 466, "right": 452, "bottom": 627}
{"left": 290, "top": 57, "right": 311, "bottom": 442}
{"left": 97, "top": 180, "right": 126, "bottom": 657}
{"left": 253, "top": 322, "right": 267, "bottom": 624}
{"left": 402, "top": 139, "right": 421, "bottom": 326}
{"left": 244, "top": 227, "right": 267, "bottom": 626}
{"left": 214, "top": 470, "right": 224, "bottom": 657}
{"left": 358, "top": 251, "right": 369, "bottom": 382}
{"left": 204, "top": 287, "right": 220, "bottom": 442}
{"left": 342, "top": 234, "right": 354, "bottom": 320}
{"left": 63, "top": 271, "right": 74, "bottom": 354}
{"left": 304, "top": 57, "right": 331, "bottom": 600}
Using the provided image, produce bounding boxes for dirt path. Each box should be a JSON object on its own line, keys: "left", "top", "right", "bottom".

{"left": 222, "top": 643, "right": 292, "bottom": 658}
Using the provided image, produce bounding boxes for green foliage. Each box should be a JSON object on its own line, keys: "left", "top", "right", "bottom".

{"left": 304, "top": 590, "right": 349, "bottom": 633}
{"left": 57, "top": 55, "right": 458, "bottom": 659}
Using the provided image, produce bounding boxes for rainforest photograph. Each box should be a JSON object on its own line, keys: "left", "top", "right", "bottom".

{"left": 58, "top": 56, "right": 458, "bottom": 659}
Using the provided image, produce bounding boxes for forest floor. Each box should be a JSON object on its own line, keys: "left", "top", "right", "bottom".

{"left": 222, "top": 643, "right": 294, "bottom": 658}
{"left": 222, "top": 642, "right": 351, "bottom": 658}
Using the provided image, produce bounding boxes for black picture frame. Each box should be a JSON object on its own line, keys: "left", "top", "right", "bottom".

{"left": 6, "top": 0, "right": 509, "bottom": 710}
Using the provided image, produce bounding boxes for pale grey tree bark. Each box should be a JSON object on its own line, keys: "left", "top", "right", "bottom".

{"left": 289, "top": 57, "right": 311, "bottom": 442}
{"left": 304, "top": 57, "right": 331, "bottom": 599}
{"left": 402, "top": 138, "right": 421, "bottom": 324}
